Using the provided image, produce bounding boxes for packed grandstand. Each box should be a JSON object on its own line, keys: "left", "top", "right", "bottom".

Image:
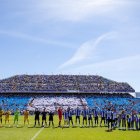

{"left": 0, "top": 74, "right": 135, "bottom": 93}
{"left": 0, "top": 74, "right": 140, "bottom": 114}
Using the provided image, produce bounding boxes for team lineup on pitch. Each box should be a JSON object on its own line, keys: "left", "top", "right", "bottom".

{"left": 1, "top": 106, "right": 140, "bottom": 130}
{"left": 0, "top": 115, "right": 140, "bottom": 140}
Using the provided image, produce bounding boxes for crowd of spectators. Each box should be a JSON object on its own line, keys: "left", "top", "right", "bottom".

{"left": 86, "top": 95, "right": 140, "bottom": 113}
{"left": 28, "top": 95, "right": 85, "bottom": 112}
{"left": 0, "top": 75, "right": 135, "bottom": 93}
{"left": 0, "top": 95, "right": 30, "bottom": 113}
{"left": 0, "top": 93, "right": 140, "bottom": 113}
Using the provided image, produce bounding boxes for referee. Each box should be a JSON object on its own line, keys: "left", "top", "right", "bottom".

{"left": 34, "top": 108, "right": 40, "bottom": 127}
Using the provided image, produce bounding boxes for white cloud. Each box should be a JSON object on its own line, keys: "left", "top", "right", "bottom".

{"left": 59, "top": 32, "right": 116, "bottom": 69}
{"left": 58, "top": 55, "right": 140, "bottom": 74}
{"left": 77, "top": 55, "right": 140, "bottom": 71}
{"left": 38, "top": 0, "right": 130, "bottom": 21}
{"left": 0, "top": 30, "right": 72, "bottom": 48}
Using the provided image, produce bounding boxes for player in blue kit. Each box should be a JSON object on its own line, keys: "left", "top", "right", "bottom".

{"left": 100, "top": 108, "right": 106, "bottom": 127}
{"left": 63, "top": 109, "right": 69, "bottom": 127}
{"left": 130, "top": 111, "right": 135, "bottom": 130}
{"left": 127, "top": 114, "right": 131, "bottom": 130}
{"left": 68, "top": 107, "right": 74, "bottom": 127}
{"left": 82, "top": 107, "right": 88, "bottom": 127}
{"left": 117, "top": 113, "right": 121, "bottom": 129}
{"left": 87, "top": 108, "right": 93, "bottom": 127}
{"left": 93, "top": 108, "right": 99, "bottom": 126}
{"left": 134, "top": 113, "right": 139, "bottom": 130}
{"left": 75, "top": 107, "right": 81, "bottom": 126}
{"left": 121, "top": 110, "right": 126, "bottom": 130}
{"left": 112, "top": 109, "right": 117, "bottom": 129}
{"left": 106, "top": 108, "right": 112, "bottom": 131}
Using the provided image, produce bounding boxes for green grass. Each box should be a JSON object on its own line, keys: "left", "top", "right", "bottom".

{"left": 0, "top": 116, "right": 140, "bottom": 140}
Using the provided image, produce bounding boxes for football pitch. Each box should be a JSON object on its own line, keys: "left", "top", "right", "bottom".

{"left": 0, "top": 116, "right": 140, "bottom": 140}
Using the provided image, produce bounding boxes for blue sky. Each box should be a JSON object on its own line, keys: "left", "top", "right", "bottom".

{"left": 0, "top": 0, "right": 140, "bottom": 91}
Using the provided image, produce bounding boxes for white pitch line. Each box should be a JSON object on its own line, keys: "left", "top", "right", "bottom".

{"left": 31, "top": 127, "right": 44, "bottom": 140}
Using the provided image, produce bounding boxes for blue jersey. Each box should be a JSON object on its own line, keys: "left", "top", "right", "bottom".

{"left": 88, "top": 110, "right": 92, "bottom": 118}
{"left": 127, "top": 117, "right": 131, "bottom": 123}
{"left": 63, "top": 111, "right": 69, "bottom": 120}
{"left": 122, "top": 114, "right": 126, "bottom": 119}
{"left": 131, "top": 114, "right": 135, "bottom": 121}
{"left": 75, "top": 109, "right": 81, "bottom": 116}
{"left": 94, "top": 110, "right": 98, "bottom": 117}
{"left": 135, "top": 115, "right": 139, "bottom": 122}
{"left": 68, "top": 110, "right": 73, "bottom": 117}
{"left": 82, "top": 109, "right": 88, "bottom": 117}
{"left": 112, "top": 112, "right": 117, "bottom": 120}
{"left": 101, "top": 111, "right": 105, "bottom": 117}
{"left": 106, "top": 111, "right": 112, "bottom": 119}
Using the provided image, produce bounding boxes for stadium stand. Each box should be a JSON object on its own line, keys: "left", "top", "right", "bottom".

{"left": 0, "top": 75, "right": 135, "bottom": 93}
{"left": 86, "top": 95, "right": 140, "bottom": 113}
{"left": 1, "top": 74, "right": 139, "bottom": 113}
{"left": 0, "top": 94, "right": 140, "bottom": 113}
{"left": 0, "top": 95, "right": 30, "bottom": 113}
